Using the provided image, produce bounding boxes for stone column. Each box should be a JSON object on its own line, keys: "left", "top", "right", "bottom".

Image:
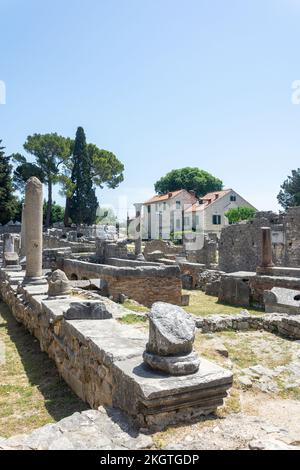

{"left": 134, "top": 203, "right": 143, "bottom": 257}
{"left": 20, "top": 203, "right": 26, "bottom": 258}
{"left": 260, "top": 227, "right": 274, "bottom": 268}
{"left": 24, "top": 177, "right": 46, "bottom": 284}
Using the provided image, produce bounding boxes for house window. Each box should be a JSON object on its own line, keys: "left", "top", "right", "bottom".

{"left": 184, "top": 216, "right": 190, "bottom": 226}
{"left": 212, "top": 215, "right": 221, "bottom": 225}
{"left": 176, "top": 201, "right": 181, "bottom": 209}
{"left": 147, "top": 205, "right": 151, "bottom": 213}
{"left": 230, "top": 195, "right": 236, "bottom": 202}
{"left": 176, "top": 219, "right": 181, "bottom": 229}
{"left": 163, "top": 202, "right": 166, "bottom": 210}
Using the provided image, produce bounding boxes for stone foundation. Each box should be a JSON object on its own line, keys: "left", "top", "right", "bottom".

{"left": 0, "top": 268, "right": 233, "bottom": 430}
{"left": 62, "top": 259, "right": 183, "bottom": 306}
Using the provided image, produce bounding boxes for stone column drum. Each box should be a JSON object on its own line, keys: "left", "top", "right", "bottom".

{"left": 24, "top": 177, "right": 45, "bottom": 283}
{"left": 20, "top": 203, "right": 26, "bottom": 258}
{"left": 261, "top": 227, "right": 274, "bottom": 268}
{"left": 134, "top": 203, "right": 143, "bottom": 258}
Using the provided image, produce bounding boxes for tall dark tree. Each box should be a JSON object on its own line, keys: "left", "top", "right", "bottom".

{"left": 68, "top": 127, "right": 98, "bottom": 225}
{"left": 278, "top": 169, "right": 300, "bottom": 210}
{"left": 154, "top": 167, "right": 223, "bottom": 198}
{"left": 0, "top": 140, "right": 18, "bottom": 225}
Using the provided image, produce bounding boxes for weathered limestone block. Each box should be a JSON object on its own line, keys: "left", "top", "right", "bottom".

{"left": 64, "top": 301, "right": 113, "bottom": 320}
{"left": 47, "top": 269, "right": 71, "bottom": 297}
{"left": 3, "top": 252, "right": 21, "bottom": 271}
{"left": 264, "top": 287, "right": 300, "bottom": 315}
{"left": 143, "top": 302, "right": 200, "bottom": 375}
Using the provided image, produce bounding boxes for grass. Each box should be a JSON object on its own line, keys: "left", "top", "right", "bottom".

{"left": 123, "top": 290, "right": 262, "bottom": 318}
{"left": 119, "top": 313, "right": 147, "bottom": 325}
{"left": 183, "top": 290, "right": 262, "bottom": 317}
{"left": 0, "top": 302, "right": 88, "bottom": 438}
{"left": 122, "top": 300, "right": 149, "bottom": 313}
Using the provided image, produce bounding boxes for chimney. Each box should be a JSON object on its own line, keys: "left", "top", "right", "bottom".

{"left": 168, "top": 192, "right": 173, "bottom": 198}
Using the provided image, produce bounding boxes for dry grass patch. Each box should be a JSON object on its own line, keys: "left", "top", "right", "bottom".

{"left": 0, "top": 302, "right": 88, "bottom": 438}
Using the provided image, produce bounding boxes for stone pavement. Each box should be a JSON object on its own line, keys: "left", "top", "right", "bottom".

{"left": 0, "top": 407, "right": 153, "bottom": 450}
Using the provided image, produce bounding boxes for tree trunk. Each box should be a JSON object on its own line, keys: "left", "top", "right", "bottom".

{"left": 64, "top": 197, "right": 71, "bottom": 227}
{"left": 45, "top": 179, "right": 52, "bottom": 228}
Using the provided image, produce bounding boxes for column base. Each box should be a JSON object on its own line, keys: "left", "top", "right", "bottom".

{"left": 22, "top": 276, "right": 48, "bottom": 286}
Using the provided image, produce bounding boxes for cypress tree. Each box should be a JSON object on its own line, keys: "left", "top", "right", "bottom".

{"left": 69, "top": 127, "right": 98, "bottom": 225}
{"left": 0, "top": 140, "right": 17, "bottom": 225}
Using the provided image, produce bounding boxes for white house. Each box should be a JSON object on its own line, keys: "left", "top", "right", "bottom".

{"left": 141, "top": 189, "right": 197, "bottom": 240}
{"left": 140, "top": 188, "right": 256, "bottom": 239}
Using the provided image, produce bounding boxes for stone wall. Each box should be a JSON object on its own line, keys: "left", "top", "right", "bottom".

{"left": 43, "top": 234, "right": 95, "bottom": 253}
{"left": 185, "top": 233, "right": 218, "bottom": 267}
{"left": 283, "top": 207, "right": 300, "bottom": 267}
{"left": 62, "top": 259, "right": 183, "bottom": 306}
{"left": 219, "top": 207, "right": 300, "bottom": 273}
{"left": 144, "top": 240, "right": 182, "bottom": 260}
{"left": 219, "top": 212, "right": 284, "bottom": 273}
{"left": 218, "top": 272, "right": 300, "bottom": 308}
{"left": 194, "top": 311, "right": 300, "bottom": 340}
{"left": 0, "top": 269, "right": 232, "bottom": 431}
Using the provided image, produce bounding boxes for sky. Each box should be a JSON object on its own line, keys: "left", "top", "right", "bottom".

{"left": 1, "top": 0, "right": 300, "bottom": 220}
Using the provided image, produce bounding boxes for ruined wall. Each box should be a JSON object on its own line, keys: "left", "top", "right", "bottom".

{"left": 62, "top": 259, "right": 183, "bottom": 306}
{"left": 219, "top": 212, "right": 284, "bottom": 273}
{"left": 283, "top": 207, "right": 300, "bottom": 267}
{"left": 143, "top": 240, "right": 181, "bottom": 260}
{"left": 43, "top": 234, "right": 95, "bottom": 253}
{"left": 185, "top": 233, "right": 218, "bottom": 267}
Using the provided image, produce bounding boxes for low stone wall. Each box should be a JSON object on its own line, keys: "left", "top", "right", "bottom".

{"left": 0, "top": 269, "right": 232, "bottom": 431}
{"left": 194, "top": 311, "right": 300, "bottom": 340}
{"left": 218, "top": 271, "right": 300, "bottom": 308}
{"left": 144, "top": 240, "right": 181, "bottom": 260}
{"left": 62, "top": 259, "right": 183, "bottom": 306}
{"left": 43, "top": 234, "right": 95, "bottom": 253}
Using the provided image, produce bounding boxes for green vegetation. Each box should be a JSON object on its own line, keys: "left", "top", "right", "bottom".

{"left": 68, "top": 127, "right": 98, "bottom": 225}
{"left": 225, "top": 206, "right": 256, "bottom": 224}
{"left": 0, "top": 140, "right": 19, "bottom": 225}
{"left": 12, "top": 133, "right": 72, "bottom": 228}
{"left": 154, "top": 167, "right": 223, "bottom": 198}
{"left": 278, "top": 168, "right": 300, "bottom": 210}
{"left": 183, "top": 290, "right": 261, "bottom": 317}
{"left": 0, "top": 302, "right": 87, "bottom": 437}
{"left": 119, "top": 313, "right": 147, "bottom": 324}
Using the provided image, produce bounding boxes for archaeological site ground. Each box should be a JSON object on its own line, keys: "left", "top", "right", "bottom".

{"left": 0, "top": 177, "right": 300, "bottom": 453}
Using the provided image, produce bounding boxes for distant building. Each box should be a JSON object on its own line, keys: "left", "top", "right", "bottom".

{"left": 140, "top": 188, "right": 256, "bottom": 240}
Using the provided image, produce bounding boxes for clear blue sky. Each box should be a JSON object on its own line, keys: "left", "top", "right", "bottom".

{"left": 1, "top": 0, "right": 300, "bottom": 220}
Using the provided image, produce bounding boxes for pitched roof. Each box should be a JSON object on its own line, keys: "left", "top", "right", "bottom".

{"left": 144, "top": 189, "right": 184, "bottom": 204}
{"left": 186, "top": 189, "right": 232, "bottom": 212}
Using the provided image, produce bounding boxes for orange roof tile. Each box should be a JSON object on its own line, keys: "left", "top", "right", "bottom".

{"left": 144, "top": 190, "right": 184, "bottom": 204}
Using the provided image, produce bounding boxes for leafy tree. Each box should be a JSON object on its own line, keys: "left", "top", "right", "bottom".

{"left": 61, "top": 129, "right": 124, "bottom": 226}
{"left": 43, "top": 200, "right": 64, "bottom": 224}
{"left": 225, "top": 206, "right": 256, "bottom": 224}
{"left": 12, "top": 134, "right": 72, "bottom": 228}
{"left": 12, "top": 153, "right": 45, "bottom": 192}
{"left": 68, "top": 127, "right": 98, "bottom": 225}
{"left": 154, "top": 167, "right": 223, "bottom": 198}
{"left": 96, "top": 206, "right": 117, "bottom": 225}
{"left": 277, "top": 169, "right": 300, "bottom": 210}
{"left": 0, "top": 140, "right": 19, "bottom": 225}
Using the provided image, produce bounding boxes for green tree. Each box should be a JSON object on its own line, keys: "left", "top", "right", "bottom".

{"left": 43, "top": 201, "right": 64, "bottom": 224}
{"left": 68, "top": 127, "right": 99, "bottom": 225}
{"left": 225, "top": 206, "right": 256, "bottom": 224}
{"left": 12, "top": 153, "right": 45, "bottom": 192}
{"left": 12, "top": 134, "right": 72, "bottom": 228}
{"left": 0, "top": 140, "right": 19, "bottom": 225}
{"left": 61, "top": 130, "right": 124, "bottom": 226}
{"left": 277, "top": 169, "right": 300, "bottom": 210}
{"left": 154, "top": 167, "right": 223, "bottom": 198}
{"left": 96, "top": 206, "right": 117, "bottom": 225}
